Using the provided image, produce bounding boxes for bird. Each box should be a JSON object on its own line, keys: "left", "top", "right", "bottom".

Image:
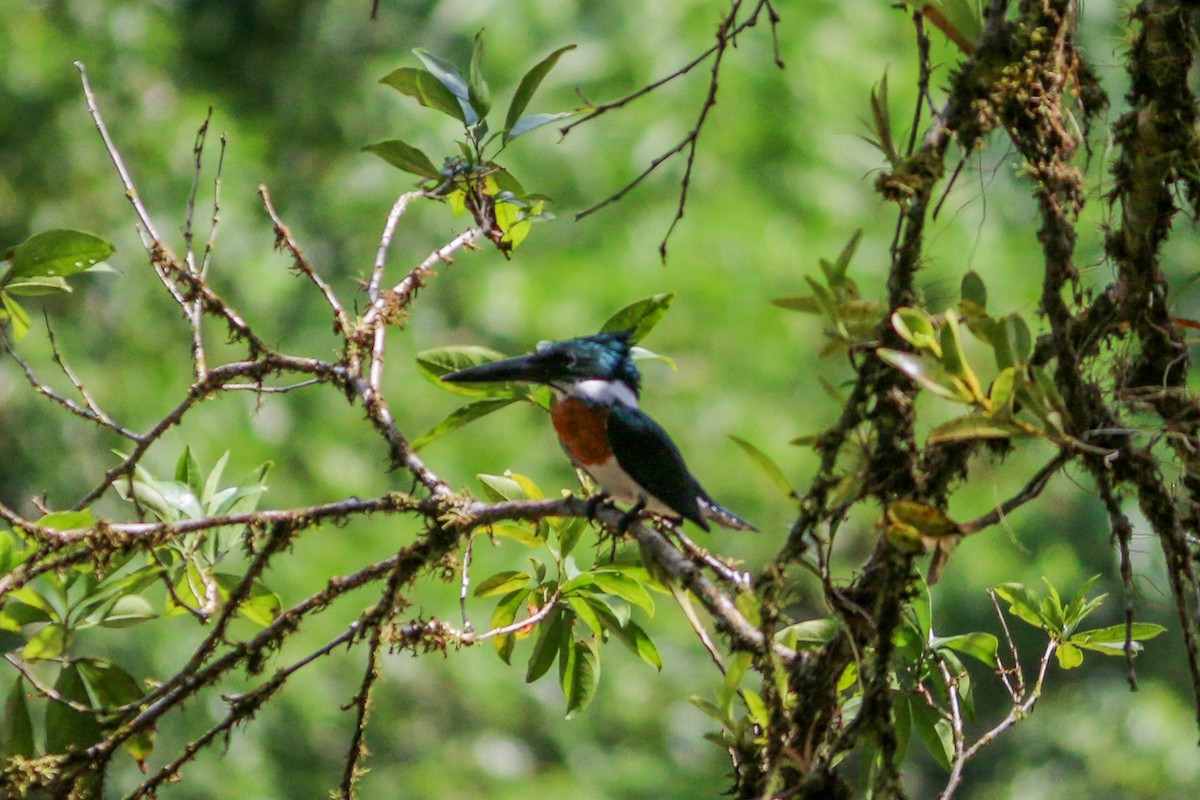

{"left": 441, "top": 329, "right": 756, "bottom": 532}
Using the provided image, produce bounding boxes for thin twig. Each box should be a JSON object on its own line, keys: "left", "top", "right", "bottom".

{"left": 259, "top": 184, "right": 351, "bottom": 337}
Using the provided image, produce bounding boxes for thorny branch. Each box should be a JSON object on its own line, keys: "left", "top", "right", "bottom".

{"left": 0, "top": 63, "right": 777, "bottom": 799}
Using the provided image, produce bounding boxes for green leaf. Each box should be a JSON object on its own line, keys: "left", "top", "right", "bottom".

{"left": 993, "top": 583, "right": 1047, "bottom": 630}
{"left": 566, "top": 595, "right": 605, "bottom": 637}
{"left": 990, "top": 313, "right": 1032, "bottom": 369}
{"left": 95, "top": 595, "right": 158, "bottom": 628}
{"left": 0, "top": 529, "right": 13, "bottom": 575}
{"left": 200, "top": 451, "right": 231, "bottom": 507}
{"left": 474, "top": 570, "right": 531, "bottom": 598}
{"left": 600, "top": 293, "right": 675, "bottom": 344}
{"left": 76, "top": 658, "right": 144, "bottom": 708}
{"left": 592, "top": 571, "right": 655, "bottom": 616}
{"left": 555, "top": 517, "right": 589, "bottom": 558}
{"left": 416, "top": 346, "right": 524, "bottom": 397}
{"left": 2, "top": 292, "right": 30, "bottom": 341}
{"left": 483, "top": 523, "right": 544, "bottom": 547}
{"left": 2, "top": 678, "right": 35, "bottom": 758}
{"left": 718, "top": 651, "right": 753, "bottom": 714}
{"left": 1055, "top": 642, "right": 1084, "bottom": 669}
{"left": 776, "top": 618, "right": 839, "bottom": 650}
{"left": 939, "top": 312, "right": 980, "bottom": 398}
{"left": 960, "top": 270, "right": 987, "bottom": 310}
{"left": 36, "top": 509, "right": 95, "bottom": 531}
{"left": 506, "top": 112, "right": 574, "bottom": 142}
{"left": 891, "top": 308, "right": 940, "bottom": 354}
{"left": 825, "top": 228, "right": 863, "bottom": 287}
{"left": 175, "top": 446, "right": 203, "bottom": 497}
{"left": 363, "top": 139, "right": 441, "bottom": 181}
{"left": 477, "top": 473, "right": 526, "bottom": 502}
{"left": 379, "top": 67, "right": 465, "bottom": 123}
{"left": 4, "top": 276, "right": 72, "bottom": 295}
{"left": 23, "top": 623, "right": 66, "bottom": 660}
{"left": 7, "top": 229, "right": 115, "bottom": 280}
{"left": 489, "top": 587, "right": 531, "bottom": 664}
{"left": 45, "top": 664, "right": 105, "bottom": 754}
{"left": 0, "top": 630, "right": 23, "bottom": 655}
{"left": 413, "top": 398, "right": 518, "bottom": 450}
{"left": 927, "top": 414, "right": 1030, "bottom": 443}
{"left": 560, "top": 637, "right": 599, "bottom": 718}
{"left": 1072, "top": 622, "right": 1166, "bottom": 644}
{"left": 412, "top": 48, "right": 478, "bottom": 125}
{"left": 875, "top": 348, "right": 964, "bottom": 401}
{"left": 504, "top": 44, "right": 577, "bottom": 141}
{"left": 909, "top": 698, "right": 953, "bottom": 771}
{"left": 468, "top": 31, "right": 491, "bottom": 119}
{"left": 239, "top": 581, "right": 281, "bottom": 627}
{"left": 729, "top": 435, "right": 796, "bottom": 498}
{"left": 526, "top": 606, "right": 567, "bottom": 683}
{"left": 933, "top": 632, "right": 999, "bottom": 667}
{"left": 770, "top": 295, "right": 822, "bottom": 314}
{"left": 608, "top": 618, "right": 662, "bottom": 671}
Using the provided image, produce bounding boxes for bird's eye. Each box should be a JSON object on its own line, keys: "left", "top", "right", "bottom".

{"left": 562, "top": 353, "right": 578, "bottom": 368}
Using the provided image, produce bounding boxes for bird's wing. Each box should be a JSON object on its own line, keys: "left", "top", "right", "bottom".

{"left": 606, "top": 403, "right": 709, "bottom": 530}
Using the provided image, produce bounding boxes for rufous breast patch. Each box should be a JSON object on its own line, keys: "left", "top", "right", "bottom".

{"left": 550, "top": 397, "right": 612, "bottom": 466}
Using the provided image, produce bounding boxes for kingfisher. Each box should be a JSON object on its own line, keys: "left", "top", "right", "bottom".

{"left": 442, "top": 330, "right": 755, "bottom": 532}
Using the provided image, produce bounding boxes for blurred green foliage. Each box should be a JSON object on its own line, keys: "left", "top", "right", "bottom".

{"left": 1, "top": 1, "right": 1198, "bottom": 798}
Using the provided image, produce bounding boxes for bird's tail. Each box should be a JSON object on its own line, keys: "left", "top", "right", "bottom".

{"left": 699, "top": 499, "right": 758, "bottom": 532}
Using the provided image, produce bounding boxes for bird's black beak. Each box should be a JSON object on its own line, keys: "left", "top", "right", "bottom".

{"left": 441, "top": 350, "right": 559, "bottom": 386}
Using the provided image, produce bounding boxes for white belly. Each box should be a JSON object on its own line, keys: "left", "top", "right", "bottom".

{"left": 581, "top": 456, "right": 678, "bottom": 518}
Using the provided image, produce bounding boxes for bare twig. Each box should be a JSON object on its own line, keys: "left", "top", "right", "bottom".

{"left": 260, "top": 184, "right": 351, "bottom": 337}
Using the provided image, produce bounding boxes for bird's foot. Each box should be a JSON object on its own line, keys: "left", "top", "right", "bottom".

{"left": 585, "top": 492, "right": 612, "bottom": 522}
{"left": 617, "top": 499, "right": 647, "bottom": 534}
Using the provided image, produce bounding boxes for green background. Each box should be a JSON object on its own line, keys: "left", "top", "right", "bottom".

{"left": 1, "top": 1, "right": 1197, "bottom": 797}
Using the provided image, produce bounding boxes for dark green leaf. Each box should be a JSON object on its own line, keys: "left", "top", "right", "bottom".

{"left": 363, "top": 139, "right": 441, "bottom": 180}
{"left": 0, "top": 630, "right": 24, "bottom": 654}
{"left": 504, "top": 44, "right": 577, "bottom": 140}
{"left": 45, "top": 664, "right": 105, "bottom": 753}
{"left": 413, "top": 398, "right": 518, "bottom": 450}
{"left": 600, "top": 293, "right": 675, "bottom": 343}
{"left": 76, "top": 658, "right": 144, "bottom": 708}
{"left": 412, "top": 48, "right": 478, "bottom": 125}
{"left": 506, "top": 112, "right": 574, "bottom": 142}
{"left": 490, "top": 587, "right": 531, "bottom": 664}
{"left": 8, "top": 229, "right": 115, "bottom": 280}
{"left": 771, "top": 295, "right": 822, "bottom": 314}
{"left": 474, "top": 570, "right": 531, "bottom": 598}
{"left": 909, "top": 698, "right": 953, "bottom": 771}
{"left": 526, "top": 606, "right": 567, "bottom": 683}
{"left": 927, "top": 414, "right": 1030, "bottom": 443}
{"left": 379, "top": 67, "right": 465, "bottom": 122}
{"left": 2, "top": 678, "right": 35, "bottom": 757}
{"left": 175, "top": 446, "right": 203, "bottom": 497}
{"left": 468, "top": 31, "right": 491, "bottom": 118}
{"left": 960, "top": 270, "right": 987, "bottom": 309}
{"left": 560, "top": 637, "right": 599, "bottom": 718}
